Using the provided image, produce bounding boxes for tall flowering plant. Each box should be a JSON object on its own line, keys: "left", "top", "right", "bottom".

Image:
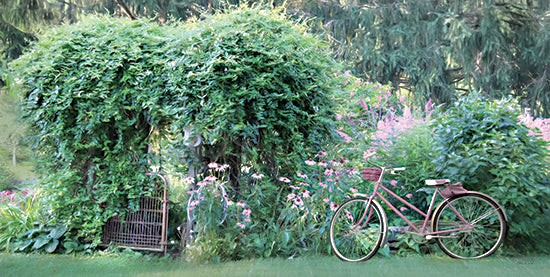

{"left": 183, "top": 162, "right": 254, "bottom": 262}
{"left": 331, "top": 73, "right": 403, "bottom": 149}
{"left": 520, "top": 112, "right": 550, "bottom": 150}
{"left": 272, "top": 149, "right": 371, "bottom": 256}
{"left": 0, "top": 189, "right": 45, "bottom": 251}
{"left": 332, "top": 75, "right": 437, "bottom": 219}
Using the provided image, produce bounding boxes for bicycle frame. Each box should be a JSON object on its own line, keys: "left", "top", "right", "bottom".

{"left": 360, "top": 167, "right": 472, "bottom": 238}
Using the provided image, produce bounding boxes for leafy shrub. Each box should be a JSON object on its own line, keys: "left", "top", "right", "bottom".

{"left": 166, "top": 6, "right": 337, "bottom": 188}
{"left": 11, "top": 16, "right": 178, "bottom": 247}
{"left": 11, "top": 5, "right": 339, "bottom": 252}
{"left": 183, "top": 150, "right": 369, "bottom": 261}
{"left": 331, "top": 76, "right": 403, "bottom": 159}
{"left": 332, "top": 78, "right": 438, "bottom": 221}
{"left": 431, "top": 92, "right": 550, "bottom": 252}
{"left": 1, "top": 189, "right": 41, "bottom": 251}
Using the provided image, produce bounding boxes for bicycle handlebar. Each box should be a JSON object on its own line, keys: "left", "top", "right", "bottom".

{"left": 364, "top": 152, "right": 406, "bottom": 174}
{"left": 390, "top": 167, "right": 406, "bottom": 174}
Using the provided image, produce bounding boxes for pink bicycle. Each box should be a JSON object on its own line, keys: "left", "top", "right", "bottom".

{"left": 329, "top": 153, "right": 508, "bottom": 262}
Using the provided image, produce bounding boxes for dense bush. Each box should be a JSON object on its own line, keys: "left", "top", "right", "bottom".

{"left": 166, "top": 7, "right": 336, "bottom": 188}
{"left": 11, "top": 16, "right": 177, "bottom": 247}
{"left": 11, "top": 6, "right": 338, "bottom": 251}
{"left": 184, "top": 149, "right": 372, "bottom": 262}
{"left": 431, "top": 92, "right": 550, "bottom": 252}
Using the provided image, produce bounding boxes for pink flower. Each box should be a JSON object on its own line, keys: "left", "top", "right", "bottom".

{"left": 346, "top": 168, "right": 359, "bottom": 176}
{"left": 197, "top": 180, "right": 211, "bottom": 187}
{"left": 279, "top": 177, "right": 291, "bottom": 183}
{"left": 287, "top": 193, "right": 296, "bottom": 200}
{"left": 319, "top": 182, "right": 327, "bottom": 188}
{"left": 244, "top": 218, "right": 251, "bottom": 222}
{"left": 315, "top": 150, "right": 328, "bottom": 158}
{"left": 216, "top": 164, "right": 230, "bottom": 172}
{"left": 299, "top": 182, "right": 310, "bottom": 187}
{"left": 300, "top": 189, "right": 310, "bottom": 198}
{"left": 187, "top": 200, "right": 200, "bottom": 211}
{"left": 324, "top": 167, "right": 334, "bottom": 176}
{"left": 330, "top": 202, "right": 339, "bottom": 211}
{"left": 400, "top": 207, "right": 408, "bottom": 212}
{"left": 252, "top": 172, "right": 264, "bottom": 179}
{"left": 242, "top": 207, "right": 251, "bottom": 216}
{"left": 236, "top": 222, "right": 245, "bottom": 228}
{"left": 390, "top": 180, "right": 398, "bottom": 186}
{"left": 22, "top": 189, "right": 29, "bottom": 195}
{"left": 293, "top": 197, "right": 304, "bottom": 206}
{"left": 345, "top": 209, "right": 353, "bottom": 221}
{"left": 236, "top": 200, "right": 246, "bottom": 208}
{"left": 318, "top": 160, "right": 328, "bottom": 167}
{"left": 205, "top": 175, "right": 217, "bottom": 182}
{"left": 226, "top": 199, "right": 234, "bottom": 206}
{"left": 208, "top": 162, "right": 219, "bottom": 169}
{"left": 406, "top": 193, "right": 413, "bottom": 199}
{"left": 335, "top": 129, "right": 352, "bottom": 143}
{"left": 323, "top": 198, "right": 330, "bottom": 203}
{"left": 183, "top": 177, "right": 195, "bottom": 185}
{"left": 305, "top": 159, "right": 316, "bottom": 166}
{"left": 289, "top": 185, "right": 301, "bottom": 190}
{"left": 297, "top": 173, "right": 308, "bottom": 179}
{"left": 350, "top": 186, "right": 358, "bottom": 193}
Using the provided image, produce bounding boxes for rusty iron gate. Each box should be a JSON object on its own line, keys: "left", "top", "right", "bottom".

{"left": 101, "top": 173, "right": 169, "bottom": 253}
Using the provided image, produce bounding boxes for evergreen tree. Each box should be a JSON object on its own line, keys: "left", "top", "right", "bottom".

{"left": 293, "top": 0, "right": 550, "bottom": 116}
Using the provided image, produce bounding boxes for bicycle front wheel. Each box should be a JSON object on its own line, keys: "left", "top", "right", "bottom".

{"left": 432, "top": 193, "right": 507, "bottom": 259}
{"left": 329, "top": 197, "right": 387, "bottom": 262}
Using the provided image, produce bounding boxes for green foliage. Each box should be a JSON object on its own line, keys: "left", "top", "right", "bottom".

{"left": 11, "top": 16, "right": 179, "bottom": 246}
{"left": 0, "top": 164, "right": 15, "bottom": 191}
{"left": 0, "top": 189, "right": 46, "bottom": 252}
{"left": 167, "top": 6, "right": 336, "bottom": 186}
{"left": 432, "top": 92, "right": 550, "bottom": 252}
{"left": 184, "top": 150, "right": 368, "bottom": 262}
{"left": 297, "top": 0, "right": 550, "bottom": 116}
{"left": 330, "top": 74, "right": 405, "bottom": 163}
{"left": 11, "top": 6, "right": 338, "bottom": 252}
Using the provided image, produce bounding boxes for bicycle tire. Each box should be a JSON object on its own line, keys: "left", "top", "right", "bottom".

{"left": 432, "top": 192, "right": 507, "bottom": 259}
{"left": 329, "top": 197, "right": 387, "bottom": 262}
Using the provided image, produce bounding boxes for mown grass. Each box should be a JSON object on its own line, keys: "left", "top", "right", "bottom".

{"left": 1, "top": 253, "right": 548, "bottom": 277}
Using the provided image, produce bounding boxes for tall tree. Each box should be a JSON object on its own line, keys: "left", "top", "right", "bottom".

{"left": 291, "top": 0, "right": 550, "bottom": 116}
{"left": 0, "top": 0, "right": 61, "bottom": 61}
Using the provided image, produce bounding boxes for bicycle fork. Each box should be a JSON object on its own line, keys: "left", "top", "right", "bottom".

{"left": 351, "top": 197, "right": 376, "bottom": 231}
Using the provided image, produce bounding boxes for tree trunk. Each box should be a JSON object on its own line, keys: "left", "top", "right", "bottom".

{"left": 12, "top": 145, "right": 16, "bottom": 167}
{"left": 157, "top": 0, "right": 169, "bottom": 24}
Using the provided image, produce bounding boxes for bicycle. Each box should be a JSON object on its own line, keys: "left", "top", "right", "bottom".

{"left": 329, "top": 153, "right": 508, "bottom": 262}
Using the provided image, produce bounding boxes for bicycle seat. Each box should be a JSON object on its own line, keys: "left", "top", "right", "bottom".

{"left": 425, "top": 179, "right": 451, "bottom": 187}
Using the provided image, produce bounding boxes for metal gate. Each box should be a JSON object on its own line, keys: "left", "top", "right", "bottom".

{"left": 101, "top": 173, "right": 169, "bottom": 253}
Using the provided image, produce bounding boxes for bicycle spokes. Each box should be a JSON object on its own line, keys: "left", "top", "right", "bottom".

{"left": 433, "top": 194, "right": 506, "bottom": 259}
{"left": 330, "top": 198, "right": 386, "bottom": 262}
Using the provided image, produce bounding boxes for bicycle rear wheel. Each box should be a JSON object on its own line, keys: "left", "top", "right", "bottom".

{"left": 432, "top": 193, "right": 507, "bottom": 259}
{"left": 329, "top": 197, "right": 387, "bottom": 262}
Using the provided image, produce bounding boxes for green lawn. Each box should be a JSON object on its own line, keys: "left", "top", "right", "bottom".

{"left": 1, "top": 253, "right": 549, "bottom": 277}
